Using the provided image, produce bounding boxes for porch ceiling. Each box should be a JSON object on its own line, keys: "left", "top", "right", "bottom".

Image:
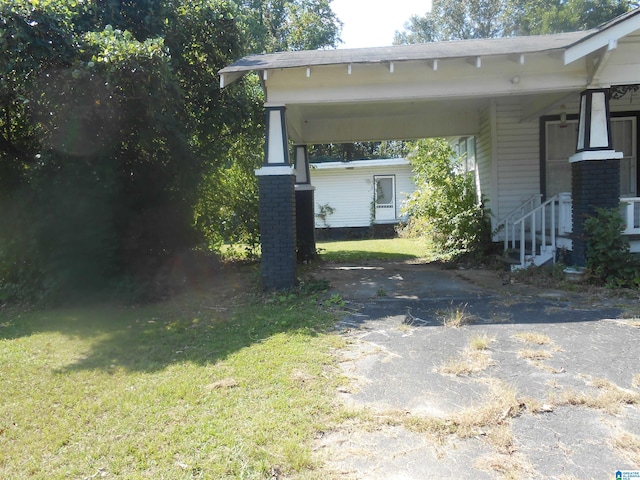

{"left": 285, "top": 97, "right": 489, "bottom": 144}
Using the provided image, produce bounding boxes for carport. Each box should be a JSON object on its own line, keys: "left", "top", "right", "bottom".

{"left": 219, "top": 9, "right": 640, "bottom": 289}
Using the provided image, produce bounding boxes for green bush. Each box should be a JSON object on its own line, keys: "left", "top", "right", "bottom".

{"left": 583, "top": 207, "right": 640, "bottom": 288}
{"left": 401, "top": 138, "right": 492, "bottom": 258}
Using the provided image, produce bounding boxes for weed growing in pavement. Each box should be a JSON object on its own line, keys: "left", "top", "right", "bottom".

{"left": 512, "top": 332, "right": 555, "bottom": 345}
{"left": 437, "top": 349, "right": 494, "bottom": 376}
{"left": 469, "top": 332, "right": 495, "bottom": 351}
{"left": 438, "top": 303, "right": 475, "bottom": 328}
{"left": 518, "top": 349, "right": 553, "bottom": 361}
{"left": 474, "top": 453, "right": 535, "bottom": 480}
{"left": 613, "top": 431, "right": 640, "bottom": 466}
{"left": 553, "top": 377, "right": 640, "bottom": 414}
{"left": 437, "top": 334, "right": 496, "bottom": 377}
{"left": 325, "top": 293, "right": 346, "bottom": 308}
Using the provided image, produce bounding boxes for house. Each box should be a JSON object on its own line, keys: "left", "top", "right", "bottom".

{"left": 309, "top": 158, "right": 416, "bottom": 239}
{"left": 219, "top": 8, "right": 640, "bottom": 289}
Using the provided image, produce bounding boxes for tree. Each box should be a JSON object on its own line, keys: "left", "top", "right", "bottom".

{"left": 506, "top": 0, "right": 633, "bottom": 36}
{"left": 233, "top": 0, "right": 342, "bottom": 53}
{"left": 0, "top": 0, "right": 245, "bottom": 301}
{"left": 0, "top": 0, "right": 343, "bottom": 302}
{"left": 308, "top": 141, "right": 412, "bottom": 162}
{"left": 394, "top": 0, "right": 635, "bottom": 44}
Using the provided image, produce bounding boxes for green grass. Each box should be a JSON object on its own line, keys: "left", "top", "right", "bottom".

{"left": 0, "top": 279, "right": 344, "bottom": 479}
{"left": 317, "top": 237, "right": 433, "bottom": 263}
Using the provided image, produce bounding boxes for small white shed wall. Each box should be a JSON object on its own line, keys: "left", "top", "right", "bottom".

{"left": 310, "top": 161, "right": 416, "bottom": 229}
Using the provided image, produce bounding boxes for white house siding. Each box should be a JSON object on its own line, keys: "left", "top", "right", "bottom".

{"left": 310, "top": 161, "right": 416, "bottom": 229}
{"left": 495, "top": 98, "right": 540, "bottom": 224}
{"left": 476, "top": 104, "right": 494, "bottom": 223}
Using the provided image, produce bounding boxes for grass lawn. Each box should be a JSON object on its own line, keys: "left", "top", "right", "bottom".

{"left": 0, "top": 269, "right": 345, "bottom": 479}
{"left": 317, "top": 237, "right": 434, "bottom": 263}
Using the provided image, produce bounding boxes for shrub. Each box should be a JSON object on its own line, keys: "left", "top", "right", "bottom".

{"left": 401, "top": 138, "right": 492, "bottom": 258}
{"left": 583, "top": 207, "right": 640, "bottom": 288}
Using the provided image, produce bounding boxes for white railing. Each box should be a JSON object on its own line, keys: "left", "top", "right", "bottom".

{"left": 511, "top": 195, "right": 560, "bottom": 268}
{"left": 503, "top": 194, "right": 640, "bottom": 270}
{"left": 621, "top": 197, "right": 640, "bottom": 235}
{"left": 500, "top": 194, "right": 542, "bottom": 251}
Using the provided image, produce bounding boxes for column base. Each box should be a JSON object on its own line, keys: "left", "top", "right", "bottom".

{"left": 257, "top": 173, "right": 297, "bottom": 290}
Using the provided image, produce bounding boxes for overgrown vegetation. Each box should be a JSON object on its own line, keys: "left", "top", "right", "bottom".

{"left": 0, "top": 0, "right": 341, "bottom": 303}
{"left": 400, "top": 138, "right": 492, "bottom": 260}
{"left": 584, "top": 207, "right": 640, "bottom": 288}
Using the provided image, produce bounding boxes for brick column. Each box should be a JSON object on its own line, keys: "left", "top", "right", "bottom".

{"left": 257, "top": 170, "right": 297, "bottom": 289}
{"left": 294, "top": 145, "right": 316, "bottom": 262}
{"left": 569, "top": 89, "right": 622, "bottom": 267}
{"left": 255, "top": 105, "right": 297, "bottom": 290}
{"left": 570, "top": 159, "right": 620, "bottom": 266}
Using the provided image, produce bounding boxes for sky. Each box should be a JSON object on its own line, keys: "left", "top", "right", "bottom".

{"left": 331, "top": 0, "right": 433, "bottom": 49}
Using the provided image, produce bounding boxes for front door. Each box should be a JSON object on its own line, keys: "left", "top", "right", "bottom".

{"left": 374, "top": 175, "right": 396, "bottom": 223}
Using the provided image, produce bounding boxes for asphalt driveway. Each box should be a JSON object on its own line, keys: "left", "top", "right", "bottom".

{"left": 313, "top": 261, "right": 640, "bottom": 479}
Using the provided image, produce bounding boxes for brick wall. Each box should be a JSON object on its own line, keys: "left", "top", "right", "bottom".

{"left": 571, "top": 159, "right": 620, "bottom": 266}
{"left": 258, "top": 174, "right": 296, "bottom": 289}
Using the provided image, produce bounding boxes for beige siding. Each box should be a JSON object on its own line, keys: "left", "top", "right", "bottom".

{"left": 310, "top": 164, "right": 416, "bottom": 228}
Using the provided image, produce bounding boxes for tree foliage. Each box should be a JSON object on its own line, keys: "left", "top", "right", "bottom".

{"left": 401, "top": 139, "right": 492, "bottom": 258}
{"left": 394, "top": 0, "right": 635, "bottom": 43}
{"left": 309, "top": 141, "right": 412, "bottom": 162}
{"left": 0, "top": 0, "right": 341, "bottom": 303}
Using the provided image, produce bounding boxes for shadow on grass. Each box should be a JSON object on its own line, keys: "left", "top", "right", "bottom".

{"left": 0, "top": 266, "right": 337, "bottom": 373}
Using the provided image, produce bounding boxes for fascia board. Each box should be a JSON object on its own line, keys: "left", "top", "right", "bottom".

{"left": 564, "top": 14, "right": 640, "bottom": 65}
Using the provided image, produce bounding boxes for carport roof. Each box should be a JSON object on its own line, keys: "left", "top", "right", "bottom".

{"left": 220, "top": 31, "right": 587, "bottom": 73}
{"left": 219, "top": 7, "right": 640, "bottom": 85}
{"left": 218, "top": 8, "right": 640, "bottom": 144}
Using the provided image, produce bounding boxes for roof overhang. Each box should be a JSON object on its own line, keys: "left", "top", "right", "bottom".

{"left": 219, "top": 8, "right": 640, "bottom": 144}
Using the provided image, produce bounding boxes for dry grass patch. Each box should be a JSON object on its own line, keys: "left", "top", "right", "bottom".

{"left": 633, "top": 374, "right": 640, "bottom": 389}
{"left": 401, "top": 379, "right": 526, "bottom": 453}
{"left": 349, "top": 379, "right": 535, "bottom": 478}
{"left": 518, "top": 349, "right": 553, "bottom": 361}
{"left": 621, "top": 319, "right": 640, "bottom": 328}
{"left": 437, "top": 349, "right": 494, "bottom": 376}
{"left": 469, "top": 332, "right": 495, "bottom": 351}
{"left": 474, "top": 452, "right": 536, "bottom": 479}
{"left": 512, "top": 332, "right": 555, "bottom": 345}
{"left": 437, "top": 334, "right": 496, "bottom": 377}
{"left": 612, "top": 431, "right": 640, "bottom": 466}
{"left": 554, "top": 378, "right": 640, "bottom": 414}
{"left": 452, "top": 379, "right": 523, "bottom": 440}
{"left": 206, "top": 378, "right": 239, "bottom": 390}
{"left": 438, "top": 303, "right": 475, "bottom": 328}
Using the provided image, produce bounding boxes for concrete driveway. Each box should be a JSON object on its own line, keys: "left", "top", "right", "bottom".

{"left": 313, "top": 261, "right": 640, "bottom": 479}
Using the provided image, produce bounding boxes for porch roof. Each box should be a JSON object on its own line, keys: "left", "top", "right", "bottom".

{"left": 220, "top": 31, "right": 587, "bottom": 79}
{"left": 219, "top": 8, "right": 640, "bottom": 144}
